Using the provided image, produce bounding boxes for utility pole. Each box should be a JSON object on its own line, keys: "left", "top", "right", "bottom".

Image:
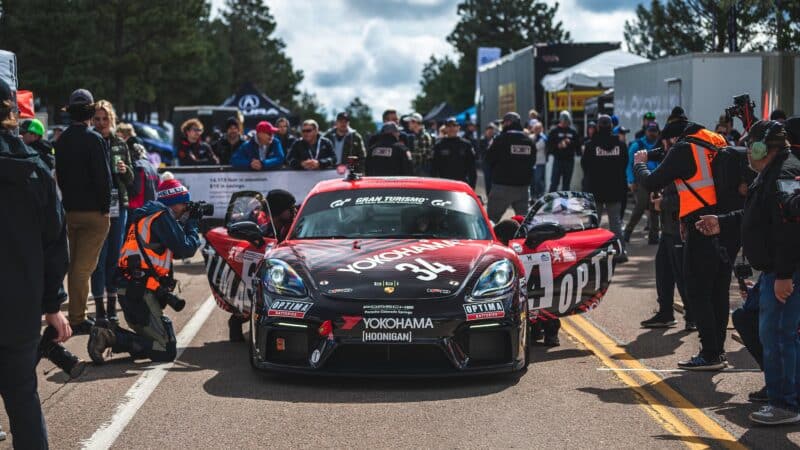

{"left": 727, "top": 2, "right": 738, "bottom": 52}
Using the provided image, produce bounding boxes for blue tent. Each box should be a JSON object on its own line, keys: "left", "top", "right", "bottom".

{"left": 455, "top": 105, "right": 476, "bottom": 125}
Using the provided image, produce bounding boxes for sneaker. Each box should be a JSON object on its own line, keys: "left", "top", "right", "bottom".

{"left": 108, "top": 314, "right": 119, "bottom": 327}
{"left": 614, "top": 253, "right": 629, "bottom": 264}
{"left": 543, "top": 335, "right": 560, "bottom": 347}
{"left": 70, "top": 319, "right": 95, "bottom": 335}
{"left": 678, "top": 354, "right": 726, "bottom": 371}
{"left": 531, "top": 326, "right": 544, "bottom": 342}
{"left": 87, "top": 326, "right": 116, "bottom": 365}
{"left": 684, "top": 321, "right": 698, "bottom": 332}
{"left": 749, "top": 405, "right": 800, "bottom": 425}
{"left": 748, "top": 386, "right": 769, "bottom": 403}
{"left": 641, "top": 312, "right": 677, "bottom": 328}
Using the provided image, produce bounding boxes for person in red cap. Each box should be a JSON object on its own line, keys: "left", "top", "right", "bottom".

{"left": 87, "top": 173, "right": 201, "bottom": 364}
{"left": 230, "top": 120, "right": 285, "bottom": 170}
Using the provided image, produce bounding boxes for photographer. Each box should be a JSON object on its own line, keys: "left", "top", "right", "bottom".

{"left": 695, "top": 120, "right": 800, "bottom": 425}
{"left": 87, "top": 176, "right": 202, "bottom": 364}
{"left": 633, "top": 107, "right": 746, "bottom": 371}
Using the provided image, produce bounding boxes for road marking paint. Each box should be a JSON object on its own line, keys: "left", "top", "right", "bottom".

{"left": 568, "top": 314, "right": 746, "bottom": 450}
{"left": 561, "top": 319, "right": 707, "bottom": 450}
{"left": 597, "top": 368, "right": 761, "bottom": 374}
{"left": 81, "top": 295, "right": 216, "bottom": 450}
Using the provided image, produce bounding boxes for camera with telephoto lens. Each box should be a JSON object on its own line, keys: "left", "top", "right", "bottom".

{"left": 38, "top": 325, "right": 85, "bottom": 378}
{"left": 646, "top": 147, "right": 666, "bottom": 162}
{"left": 725, "top": 94, "right": 756, "bottom": 131}
{"left": 187, "top": 201, "right": 214, "bottom": 220}
{"left": 155, "top": 277, "right": 185, "bottom": 312}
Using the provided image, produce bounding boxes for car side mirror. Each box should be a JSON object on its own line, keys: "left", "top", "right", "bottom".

{"left": 228, "top": 221, "right": 265, "bottom": 248}
{"left": 524, "top": 222, "right": 566, "bottom": 249}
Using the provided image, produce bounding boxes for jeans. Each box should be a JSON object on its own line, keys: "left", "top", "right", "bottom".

{"left": 530, "top": 164, "right": 546, "bottom": 200}
{"left": 683, "top": 227, "right": 732, "bottom": 358}
{"left": 66, "top": 211, "right": 111, "bottom": 325}
{"left": 0, "top": 340, "right": 48, "bottom": 449}
{"left": 596, "top": 202, "right": 623, "bottom": 244}
{"left": 655, "top": 233, "right": 691, "bottom": 320}
{"left": 625, "top": 185, "right": 659, "bottom": 241}
{"left": 91, "top": 208, "right": 128, "bottom": 299}
{"left": 487, "top": 184, "right": 529, "bottom": 223}
{"left": 759, "top": 272, "right": 800, "bottom": 410}
{"left": 549, "top": 158, "right": 574, "bottom": 192}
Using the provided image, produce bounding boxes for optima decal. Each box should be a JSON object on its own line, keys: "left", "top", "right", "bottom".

{"left": 268, "top": 300, "right": 313, "bottom": 318}
{"left": 337, "top": 240, "right": 461, "bottom": 274}
{"left": 463, "top": 301, "right": 505, "bottom": 321}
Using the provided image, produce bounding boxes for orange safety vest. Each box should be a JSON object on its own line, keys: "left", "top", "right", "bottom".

{"left": 676, "top": 129, "right": 728, "bottom": 218}
{"left": 118, "top": 210, "right": 173, "bottom": 291}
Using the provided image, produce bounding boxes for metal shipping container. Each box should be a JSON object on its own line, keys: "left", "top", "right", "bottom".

{"left": 614, "top": 52, "right": 800, "bottom": 134}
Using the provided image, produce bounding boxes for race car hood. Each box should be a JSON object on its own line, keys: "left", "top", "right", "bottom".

{"left": 271, "top": 239, "right": 505, "bottom": 300}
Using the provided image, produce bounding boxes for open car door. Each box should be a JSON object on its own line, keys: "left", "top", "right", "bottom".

{"left": 508, "top": 192, "right": 622, "bottom": 324}
{"left": 202, "top": 191, "right": 275, "bottom": 316}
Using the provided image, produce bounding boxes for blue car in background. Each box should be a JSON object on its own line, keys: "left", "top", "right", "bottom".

{"left": 132, "top": 121, "right": 175, "bottom": 165}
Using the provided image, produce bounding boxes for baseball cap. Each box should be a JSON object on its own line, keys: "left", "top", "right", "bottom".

{"left": 336, "top": 112, "right": 349, "bottom": 121}
{"left": 646, "top": 121, "right": 660, "bottom": 132}
{"left": 0, "top": 79, "right": 12, "bottom": 103}
{"left": 503, "top": 112, "right": 521, "bottom": 123}
{"left": 256, "top": 121, "right": 277, "bottom": 135}
{"left": 381, "top": 121, "right": 399, "bottom": 134}
{"left": 25, "top": 118, "right": 45, "bottom": 136}
{"left": 68, "top": 88, "right": 94, "bottom": 106}
{"left": 444, "top": 117, "right": 458, "bottom": 126}
{"left": 225, "top": 116, "right": 240, "bottom": 129}
{"left": 409, "top": 112, "right": 423, "bottom": 123}
{"left": 643, "top": 111, "right": 656, "bottom": 120}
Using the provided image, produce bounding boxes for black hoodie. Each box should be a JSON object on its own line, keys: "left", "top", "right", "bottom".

{"left": 0, "top": 132, "right": 69, "bottom": 345}
{"left": 581, "top": 129, "right": 628, "bottom": 202}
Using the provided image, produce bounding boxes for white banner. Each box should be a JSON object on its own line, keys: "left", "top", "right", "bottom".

{"left": 171, "top": 169, "right": 341, "bottom": 219}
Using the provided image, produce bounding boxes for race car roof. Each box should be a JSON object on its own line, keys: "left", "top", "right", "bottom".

{"left": 309, "top": 176, "right": 475, "bottom": 196}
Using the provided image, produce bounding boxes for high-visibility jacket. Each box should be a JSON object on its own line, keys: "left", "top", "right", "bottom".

{"left": 118, "top": 210, "right": 172, "bottom": 290}
{"left": 676, "top": 129, "right": 728, "bottom": 218}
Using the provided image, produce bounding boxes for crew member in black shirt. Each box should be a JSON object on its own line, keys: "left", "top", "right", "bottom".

{"left": 365, "top": 122, "right": 413, "bottom": 176}
{"left": 431, "top": 118, "right": 476, "bottom": 188}
{"left": 486, "top": 112, "right": 536, "bottom": 222}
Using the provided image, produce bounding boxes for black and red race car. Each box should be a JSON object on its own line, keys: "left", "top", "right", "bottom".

{"left": 203, "top": 177, "right": 621, "bottom": 376}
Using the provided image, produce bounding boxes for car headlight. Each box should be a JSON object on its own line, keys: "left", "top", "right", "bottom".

{"left": 264, "top": 259, "right": 307, "bottom": 297}
{"left": 472, "top": 259, "right": 515, "bottom": 298}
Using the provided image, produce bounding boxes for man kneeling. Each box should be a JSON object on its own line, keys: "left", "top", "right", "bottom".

{"left": 88, "top": 176, "right": 201, "bottom": 363}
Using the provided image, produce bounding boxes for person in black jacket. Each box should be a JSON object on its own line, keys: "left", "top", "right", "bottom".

{"left": 287, "top": 119, "right": 336, "bottom": 170}
{"left": 580, "top": 115, "right": 628, "bottom": 261}
{"left": 633, "top": 108, "right": 749, "bottom": 371}
{"left": 55, "top": 89, "right": 113, "bottom": 335}
{"left": 0, "top": 79, "right": 70, "bottom": 449}
{"left": 214, "top": 116, "right": 245, "bottom": 165}
{"left": 431, "top": 118, "right": 476, "bottom": 188}
{"left": 486, "top": 112, "right": 536, "bottom": 222}
{"left": 177, "top": 118, "right": 220, "bottom": 166}
{"left": 365, "top": 122, "right": 413, "bottom": 176}
{"left": 695, "top": 121, "right": 800, "bottom": 425}
{"left": 546, "top": 110, "right": 580, "bottom": 192}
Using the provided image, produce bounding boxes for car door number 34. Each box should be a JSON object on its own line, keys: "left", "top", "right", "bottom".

{"left": 396, "top": 258, "right": 456, "bottom": 281}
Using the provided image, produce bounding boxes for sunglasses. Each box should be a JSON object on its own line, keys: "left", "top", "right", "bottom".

{"left": 189, "top": 127, "right": 203, "bottom": 133}
{"left": 301, "top": 128, "right": 315, "bottom": 133}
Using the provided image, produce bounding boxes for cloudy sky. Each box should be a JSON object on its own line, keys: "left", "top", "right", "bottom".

{"left": 214, "top": 0, "right": 639, "bottom": 120}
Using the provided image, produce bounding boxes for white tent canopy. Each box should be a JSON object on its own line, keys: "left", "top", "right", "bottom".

{"left": 540, "top": 49, "right": 648, "bottom": 92}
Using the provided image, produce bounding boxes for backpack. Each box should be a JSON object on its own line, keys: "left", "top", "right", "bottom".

{"left": 684, "top": 136, "right": 753, "bottom": 214}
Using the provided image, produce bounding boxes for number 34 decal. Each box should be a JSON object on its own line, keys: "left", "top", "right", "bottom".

{"left": 396, "top": 258, "right": 456, "bottom": 281}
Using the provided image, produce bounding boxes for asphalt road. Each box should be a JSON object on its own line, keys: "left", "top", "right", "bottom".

{"left": 2, "top": 182, "right": 799, "bottom": 448}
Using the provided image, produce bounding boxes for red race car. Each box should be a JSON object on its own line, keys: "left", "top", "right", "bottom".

{"left": 202, "top": 177, "right": 621, "bottom": 375}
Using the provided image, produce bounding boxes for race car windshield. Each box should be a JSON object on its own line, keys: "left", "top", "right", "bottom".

{"left": 292, "top": 189, "right": 491, "bottom": 240}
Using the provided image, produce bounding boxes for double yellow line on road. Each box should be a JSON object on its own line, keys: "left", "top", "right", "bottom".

{"left": 562, "top": 314, "right": 746, "bottom": 450}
